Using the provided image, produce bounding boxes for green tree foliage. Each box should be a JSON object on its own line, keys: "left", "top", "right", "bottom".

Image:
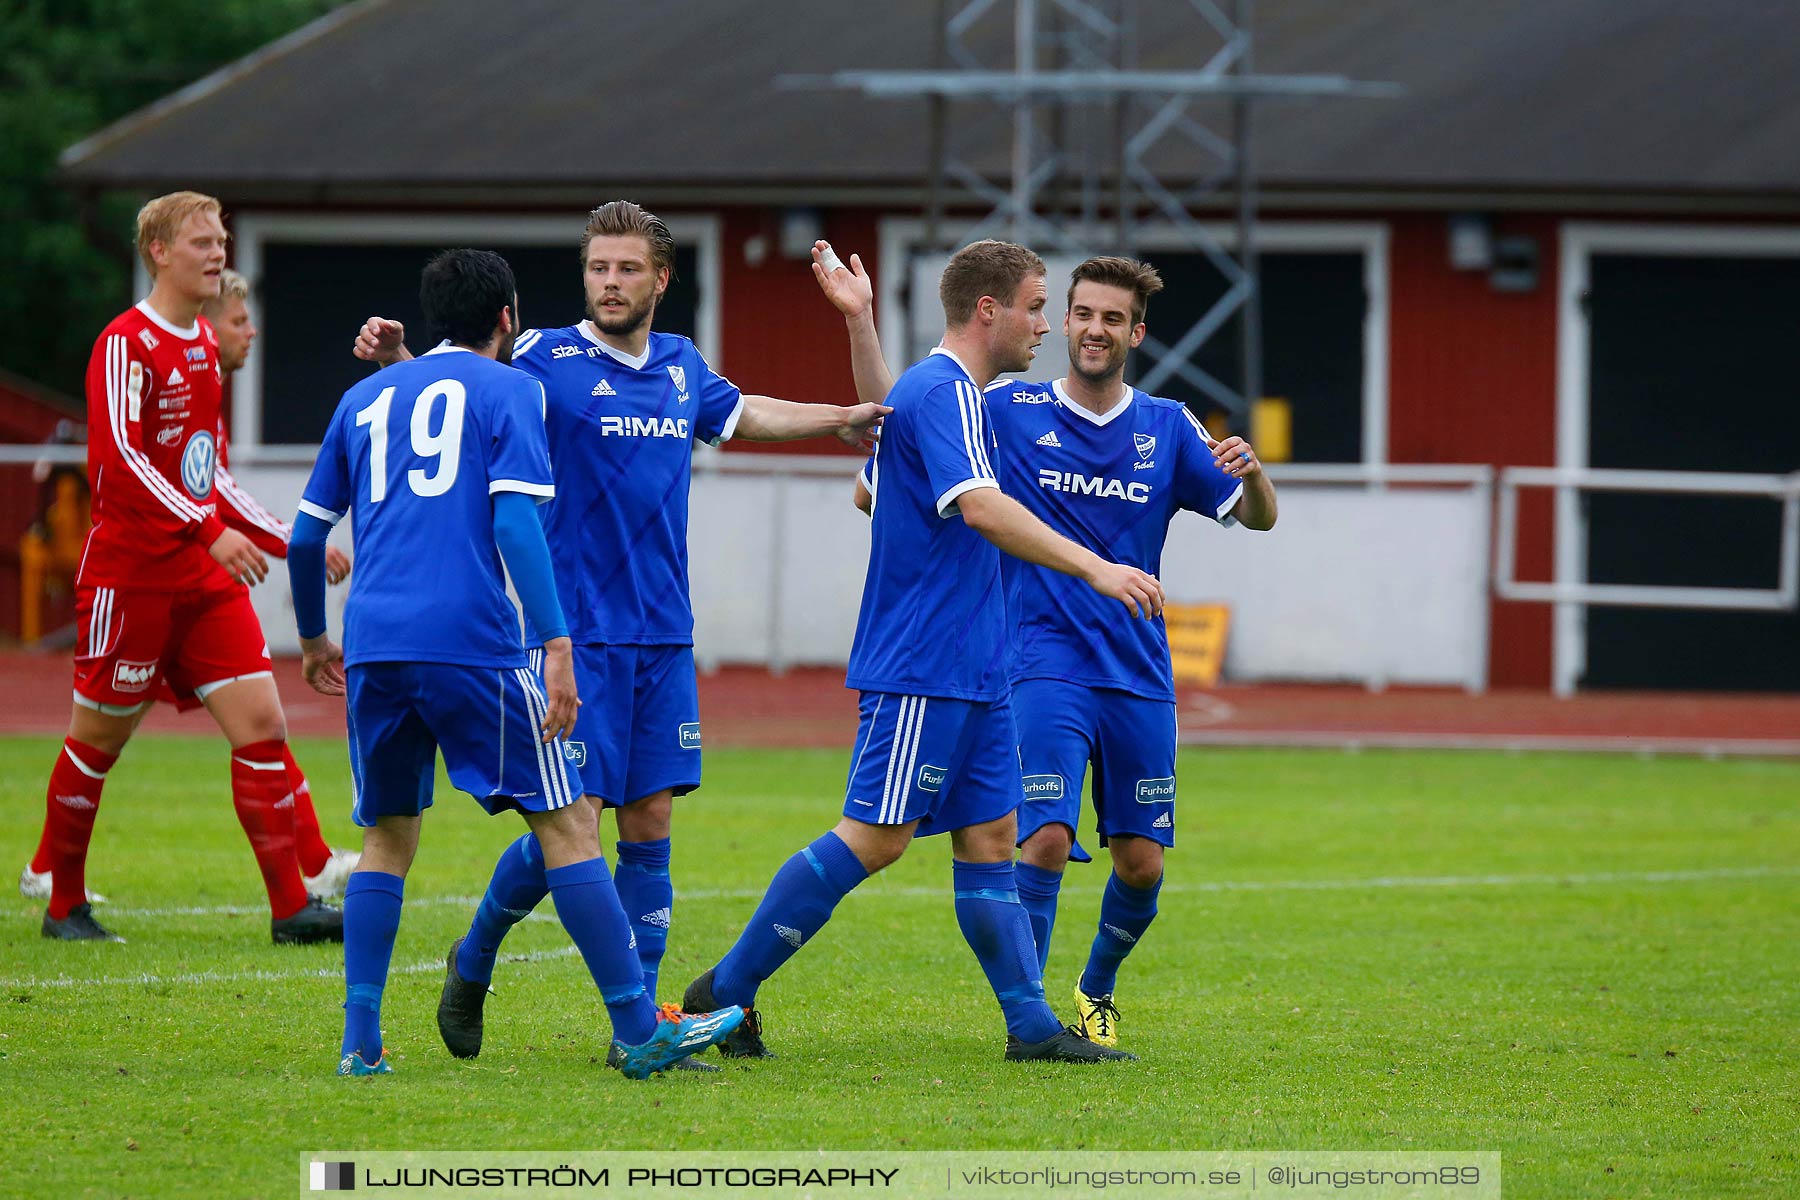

{"left": 0, "top": 0, "right": 349, "bottom": 398}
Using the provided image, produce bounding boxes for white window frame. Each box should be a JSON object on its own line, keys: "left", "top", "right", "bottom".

{"left": 199, "top": 211, "right": 723, "bottom": 450}
{"left": 1554, "top": 221, "right": 1800, "bottom": 695}
{"left": 874, "top": 217, "right": 1390, "bottom": 465}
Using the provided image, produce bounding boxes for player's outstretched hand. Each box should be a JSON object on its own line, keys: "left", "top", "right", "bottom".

{"left": 812, "top": 241, "right": 873, "bottom": 318}
{"left": 539, "top": 637, "right": 581, "bottom": 743}
{"left": 209, "top": 528, "right": 269, "bottom": 587}
{"left": 354, "top": 317, "right": 412, "bottom": 366}
{"left": 325, "top": 545, "right": 352, "bottom": 586}
{"left": 1086, "top": 561, "right": 1165, "bottom": 620}
{"left": 835, "top": 401, "right": 892, "bottom": 449}
{"left": 300, "top": 634, "right": 346, "bottom": 697}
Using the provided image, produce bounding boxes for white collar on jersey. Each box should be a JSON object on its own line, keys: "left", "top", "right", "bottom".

{"left": 423, "top": 340, "right": 474, "bottom": 356}
{"left": 929, "top": 345, "right": 977, "bottom": 385}
{"left": 134, "top": 300, "right": 200, "bottom": 340}
{"left": 578, "top": 320, "right": 651, "bottom": 370}
{"left": 1052, "top": 377, "right": 1134, "bottom": 427}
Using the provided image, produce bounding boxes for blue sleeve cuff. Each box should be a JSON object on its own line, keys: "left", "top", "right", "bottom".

{"left": 491, "top": 491, "right": 568, "bottom": 643}
{"left": 288, "top": 511, "right": 333, "bottom": 640}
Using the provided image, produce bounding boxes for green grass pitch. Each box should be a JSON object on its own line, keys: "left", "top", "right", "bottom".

{"left": 3, "top": 736, "right": 1797, "bottom": 1198}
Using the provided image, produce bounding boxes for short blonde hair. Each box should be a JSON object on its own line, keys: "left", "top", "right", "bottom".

{"left": 200, "top": 268, "right": 249, "bottom": 317}
{"left": 939, "top": 240, "right": 1046, "bottom": 328}
{"left": 135, "top": 191, "right": 225, "bottom": 277}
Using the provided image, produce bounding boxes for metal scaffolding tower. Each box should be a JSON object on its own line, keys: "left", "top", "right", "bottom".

{"left": 788, "top": 0, "right": 1397, "bottom": 423}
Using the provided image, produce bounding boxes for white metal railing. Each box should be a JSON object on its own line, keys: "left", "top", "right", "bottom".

{"left": 1495, "top": 466, "right": 1800, "bottom": 612}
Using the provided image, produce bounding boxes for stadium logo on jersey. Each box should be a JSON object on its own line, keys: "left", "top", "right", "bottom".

{"left": 678, "top": 722, "right": 702, "bottom": 750}
{"left": 1035, "top": 430, "right": 1062, "bottom": 448}
{"left": 563, "top": 741, "right": 587, "bottom": 769}
{"left": 599, "top": 415, "right": 691, "bottom": 439}
{"left": 551, "top": 344, "right": 581, "bottom": 359}
{"left": 916, "top": 764, "right": 947, "bottom": 793}
{"left": 136, "top": 328, "right": 159, "bottom": 352}
{"left": 1022, "top": 774, "right": 1065, "bottom": 802}
{"left": 1012, "top": 389, "right": 1054, "bottom": 404}
{"left": 1152, "top": 812, "right": 1173, "bottom": 829}
{"left": 166, "top": 366, "right": 183, "bottom": 387}
{"left": 773, "top": 923, "right": 805, "bottom": 948}
{"left": 591, "top": 380, "right": 617, "bottom": 396}
{"left": 1038, "top": 469, "right": 1150, "bottom": 505}
{"left": 1136, "top": 776, "right": 1176, "bottom": 804}
{"left": 156, "top": 424, "right": 185, "bottom": 447}
{"left": 112, "top": 659, "right": 158, "bottom": 693}
{"left": 180, "top": 430, "right": 216, "bottom": 500}
{"left": 667, "top": 365, "right": 689, "bottom": 402}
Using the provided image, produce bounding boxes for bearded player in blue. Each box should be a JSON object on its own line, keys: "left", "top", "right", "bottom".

{"left": 816, "top": 245, "right": 1278, "bottom": 1053}
{"left": 290, "top": 249, "right": 742, "bottom": 1078}
{"left": 684, "top": 240, "right": 1165, "bottom": 1064}
{"left": 353, "top": 203, "right": 888, "bottom": 1067}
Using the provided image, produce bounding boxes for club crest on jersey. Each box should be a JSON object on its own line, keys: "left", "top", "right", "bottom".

{"left": 563, "top": 741, "right": 587, "bottom": 769}
{"left": 180, "top": 430, "right": 216, "bottom": 500}
{"left": 1012, "top": 389, "right": 1053, "bottom": 404}
{"left": 667, "top": 365, "right": 690, "bottom": 403}
{"left": 1135, "top": 433, "right": 1156, "bottom": 461}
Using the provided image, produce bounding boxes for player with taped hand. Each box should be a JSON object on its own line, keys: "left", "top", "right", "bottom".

{"left": 816, "top": 240, "right": 1276, "bottom": 1051}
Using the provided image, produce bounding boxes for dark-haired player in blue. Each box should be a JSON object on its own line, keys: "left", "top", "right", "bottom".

{"left": 353, "top": 202, "right": 887, "bottom": 1066}
{"left": 816, "top": 245, "right": 1278, "bottom": 1052}
{"left": 291, "top": 248, "right": 741, "bottom": 1078}
{"left": 684, "top": 240, "right": 1164, "bottom": 1064}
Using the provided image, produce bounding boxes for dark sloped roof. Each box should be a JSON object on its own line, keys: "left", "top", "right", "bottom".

{"left": 59, "top": 0, "right": 1800, "bottom": 202}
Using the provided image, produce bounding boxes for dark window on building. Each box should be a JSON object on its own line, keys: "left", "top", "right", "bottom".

{"left": 256, "top": 241, "right": 700, "bottom": 445}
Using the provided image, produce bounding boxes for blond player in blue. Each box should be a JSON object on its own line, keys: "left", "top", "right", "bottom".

{"left": 816, "top": 245, "right": 1277, "bottom": 1053}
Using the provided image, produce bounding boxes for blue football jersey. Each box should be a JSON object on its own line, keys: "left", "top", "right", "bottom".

{"left": 986, "top": 379, "right": 1242, "bottom": 701}
{"left": 300, "top": 345, "right": 555, "bottom": 669}
{"left": 846, "top": 349, "right": 1010, "bottom": 702}
{"left": 508, "top": 323, "right": 743, "bottom": 647}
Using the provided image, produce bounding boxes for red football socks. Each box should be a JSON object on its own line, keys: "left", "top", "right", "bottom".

{"left": 42, "top": 739, "right": 118, "bottom": 920}
{"left": 283, "top": 743, "right": 331, "bottom": 878}
{"left": 231, "top": 739, "right": 309, "bottom": 920}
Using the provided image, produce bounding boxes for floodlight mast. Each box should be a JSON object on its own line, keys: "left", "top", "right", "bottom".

{"left": 781, "top": 0, "right": 1400, "bottom": 425}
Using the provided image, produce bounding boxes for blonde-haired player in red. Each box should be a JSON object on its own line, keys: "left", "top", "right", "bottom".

{"left": 24, "top": 192, "right": 343, "bottom": 944}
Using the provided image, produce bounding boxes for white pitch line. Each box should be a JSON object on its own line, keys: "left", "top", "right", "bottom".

{"left": 6, "top": 865, "right": 1793, "bottom": 992}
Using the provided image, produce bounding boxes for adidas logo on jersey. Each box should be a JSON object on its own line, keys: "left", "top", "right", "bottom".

{"left": 54, "top": 794, "right": 97, "bottom": 811}
{"left": 1103, "top": 923, "right": 1138, "bottom": 945}
{"left": 591, "top": 379, "right": 617, "bottom": 396}
{"left": 773, "top": 923, "right": 804, "bottom": 949}
{"left": 166, "top": 367, "right": 183, "bottom": 386}
{"left": 1035, "top": 430, "right": 1063, "bottom": 448}
{"left": 640, "top": 907, "right": 672, "bottom": 929}
{"left": 1152, "top": 812, "right": 1173, "bottom": 829}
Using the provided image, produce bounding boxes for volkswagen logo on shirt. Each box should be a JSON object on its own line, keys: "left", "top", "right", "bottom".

{"left": 180, "top": 429, "right": 217, "bottom": 500}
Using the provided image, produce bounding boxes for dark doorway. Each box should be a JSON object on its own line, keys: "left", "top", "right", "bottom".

{"left": 1131, "top": 250, "right": 1366, "bottom": 462}
{"left": 255, "top": 241, "right": 701, "bottom": 446}
{"left": 1584, "top": 253, "right": 1800, "bottom": 691}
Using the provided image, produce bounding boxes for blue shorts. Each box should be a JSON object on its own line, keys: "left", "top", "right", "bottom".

{"left": 1012, "top": 678, "right": 1177, "bottom": 861}
{"left": 841, "top": 691, "right": 1022, "bottom": 837}
{"left": 346, "top": 660, "right": 584, "bottom": 826}
{"left": 532, "top": 644, "right": 701, "bottom": 807}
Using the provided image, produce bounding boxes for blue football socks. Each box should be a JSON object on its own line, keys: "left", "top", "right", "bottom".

{"left": 1013, "top": 860, "right": 1064, "bottom": 976}
{"left": 341, "top": 871, "right": 405, "bottom": 1062}
{"left": 545, "top": 857, "right": 657, "bottom": 1045}
{"left": 711, "top": 831, "right": 868, "bottom": 1009}
{"left": 613, "top": 837, "right": 673, "bottom": 1001}
{"left": 1081, "top": 871, "right": 1162, "bottom": 998}
{"left": 952, "top": 860, "right": 1063, "bottom": 1044}
{"left": 456, "top": 833, "right": 549, "bottom": 986}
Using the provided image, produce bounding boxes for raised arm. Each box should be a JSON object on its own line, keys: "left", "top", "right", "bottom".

{"left": 812, "top": 241, "right": 897, "bottom": 409}
{"left": 353, "top": 317, "right": 413, "bottom": 367}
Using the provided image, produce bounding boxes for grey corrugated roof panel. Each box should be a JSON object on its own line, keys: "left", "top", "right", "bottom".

{"left": 58, "top": 0, "right": 1800, "bottom": 199}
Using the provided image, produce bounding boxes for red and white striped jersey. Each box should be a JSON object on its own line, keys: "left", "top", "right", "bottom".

{"left": 78, "top": 301, "right": 234, "bottom": 590}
